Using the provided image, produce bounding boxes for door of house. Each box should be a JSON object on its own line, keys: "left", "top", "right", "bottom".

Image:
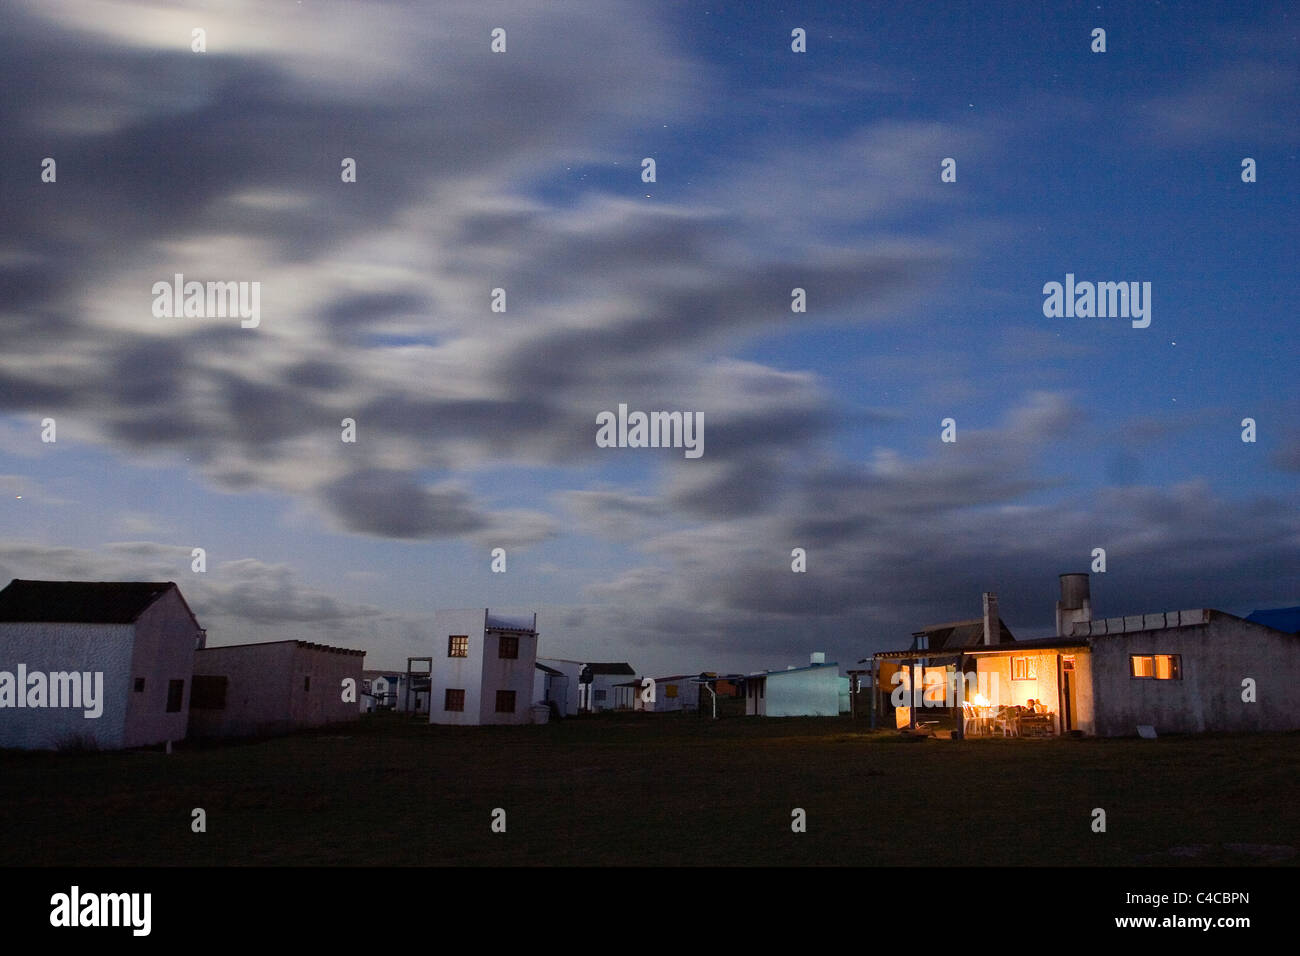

{"left": 1061, "top": 657, "right": 1076, "bottom": 731}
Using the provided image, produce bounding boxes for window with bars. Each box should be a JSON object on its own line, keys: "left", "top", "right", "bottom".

{"left": 498, "top": 636, "right": 519, "bottom": 659}
{"left": 448, "top": 635, "right": 469, "bottom": 658}
{"left": 495, "top": 690, "right": 516, "bottom": 713}
{"left": 445, "top": 689, "right": 466, "bottom": 711}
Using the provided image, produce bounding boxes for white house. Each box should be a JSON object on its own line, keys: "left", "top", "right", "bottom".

{"left": 360, "top": 669, "right": 415, "bottom": 713}
{"left": 745, "top": 653, "right": 847, "bottom": 717}
{"left": 429, "top": 609, "right": 539, "bottom": 725}
{"left": 0, "top": 579, "right": 205, "bottom": 750}
{"left": 580, "top": 662, "right": 637, "bottom": 711}
{"left": 535, "top": 658, "right": 638, "bottom": 713}
{"left": 620, "top": 674, "right": 700, "bottom": 713}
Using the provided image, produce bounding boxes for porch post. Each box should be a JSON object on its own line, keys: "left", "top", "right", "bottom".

{"left": 870, "top": 656, "right": 878, "bottom": 729}
{"left": 908, "top": 657, "right": 917, "bottom": 730}
{"left": 954, "top": 653, "right": 966, "bottom": 740}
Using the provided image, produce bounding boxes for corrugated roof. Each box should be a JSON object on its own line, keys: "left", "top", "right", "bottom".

{"left": 1246, "top": 607, "right": 1300, "bottom": 635}
{"left": 0, "top": 579, "right": 185, "bottom": 624}
{"left": 915, "top": 617, "right": 1015, "bottom": 650}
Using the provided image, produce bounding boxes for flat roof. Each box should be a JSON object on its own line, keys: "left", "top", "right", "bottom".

{"left": 748, "top": 662, "right": 840, "bottom": 677}
{"left": 198, "top": 639, "right": 365, "bottom": 657}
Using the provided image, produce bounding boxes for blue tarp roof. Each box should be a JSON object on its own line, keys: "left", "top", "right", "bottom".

{"left": 1246, "top": 607, "right": 1300, "bottom": 634}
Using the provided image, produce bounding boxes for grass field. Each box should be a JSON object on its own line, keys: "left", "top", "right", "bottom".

{"left": 2, "top": 712, "right": 1297, "bottom": 866}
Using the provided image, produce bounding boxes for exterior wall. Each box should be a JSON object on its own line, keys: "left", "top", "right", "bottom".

{"left": 124, "top": 588, "right": 201, "bottom": 747}
{"left": 429, "top": 609, "right": 487, "bottom": 726}
{"left": 587, "top": 674, "right": 630, "bottom": 711}
{"left": 477, "top": 628, "right": 537, "bottom": 725}
{"left": 190, "top": 642, "right": 296, "bottom": 737}
{"left": 537, "top": 659, "right": 582, "bottom": 716}
{"left": 287, "top": 644, "right": 364, "bottom": 729}
{"left": 0, "top": 622, "right": 133, "bottom": 750}
{"left": 535, "top": 671, "right": 570, "bottom": 715}
{"left": 764, "top": 666, "right": 842, "bottom": 717}
{"left": 1089, "top": 616, "right": 1300, "bottom": 735}
{"left": 647, "top": 678, "right": 697, "bottom": 713}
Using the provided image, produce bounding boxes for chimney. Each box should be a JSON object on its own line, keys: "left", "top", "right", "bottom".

{"left": 981, "top": 592, "right": 999, "bottom": 645}
{"left": 1056, "top": 573, "right": 1092, "bottom": 636}
{"left": 810, "top": 651, "right": 825, "bottom": 665}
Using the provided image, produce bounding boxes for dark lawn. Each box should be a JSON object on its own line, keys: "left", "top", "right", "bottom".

{"left": 1, "top": 712, "right": 1297, "bottom": 866}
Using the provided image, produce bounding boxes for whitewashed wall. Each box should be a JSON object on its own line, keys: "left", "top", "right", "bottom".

{"left": 765, "top": 666, "right": 842, "bottom": 717}
{"left": 0, "top": 622, "right": 133, "bottom": 749}
{"left": 124, "top": 588, "right": 201, "bottom": 747}
{"left": 429, "top": 609, "right": 487, "bottom": 725}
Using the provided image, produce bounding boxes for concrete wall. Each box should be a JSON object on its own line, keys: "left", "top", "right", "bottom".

{"left": 190, "top": 641, "right": 296, "bottom": 737}
{"left": 287, "top": 644, "right": 364, "bottom": 729}
{"left": 124, "top": 588, "right": 201, "bottom": 748}
{"left": 1090, "top": 615, "right": 1300, "bottom": 735}
{"left": 0, "top": 622, "right": 133, "bottom": 750}
{"left": 477, "top": 627, "right": 537, "bottom": 725}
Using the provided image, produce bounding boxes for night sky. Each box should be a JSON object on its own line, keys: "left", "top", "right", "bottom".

{"left": 1, "top": 1, "right": 1296, "bottom": 675}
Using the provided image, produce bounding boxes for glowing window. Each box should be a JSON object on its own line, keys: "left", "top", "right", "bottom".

{"left": 1011, "top": 656, "right": 1038, "bottom": 680}
{"left": 448, "top": 635, "right": 469, "bottom": 658}
{"left": 665, "top": 684, "right": 678, "bottom": 699}
{"left": 1131, "top": 655, "right": 1181, "bottom": 680}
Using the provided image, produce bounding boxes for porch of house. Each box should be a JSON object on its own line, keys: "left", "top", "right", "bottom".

{"left": 872, "top": 640, "right": 1093, "bottom": 738}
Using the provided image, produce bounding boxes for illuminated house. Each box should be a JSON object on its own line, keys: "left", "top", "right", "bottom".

{"left": 428, "top": 609, "right": 539, "bottom": 725}
{"left": 870, "top": 574, "right": 1300, "bottom": 737}
{"left": 0, "top": 579, "right": 204, "bottom": 751}
{"left": 744, "top": 653, "right": 849, "bottom": 717}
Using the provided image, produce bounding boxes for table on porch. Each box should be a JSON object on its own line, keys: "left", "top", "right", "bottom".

{"left": 964, "top": 704, "right": 1055, "bottom": 737}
